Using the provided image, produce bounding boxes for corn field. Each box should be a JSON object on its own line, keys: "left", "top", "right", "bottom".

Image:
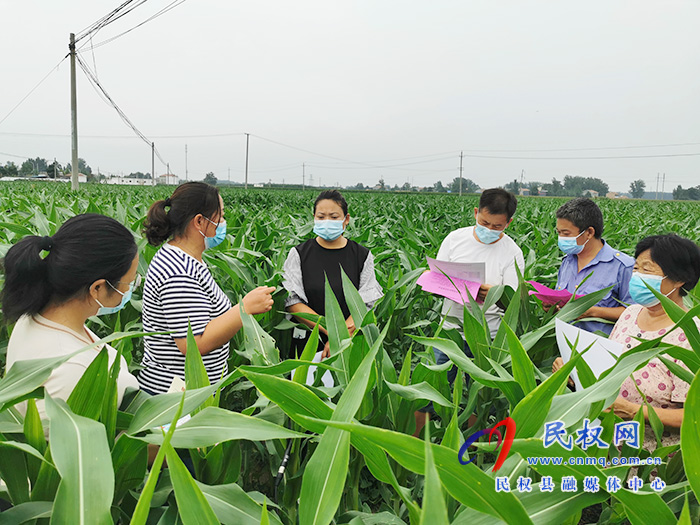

{"left": 0, "top": 181, "right": 699, "bottom": 524}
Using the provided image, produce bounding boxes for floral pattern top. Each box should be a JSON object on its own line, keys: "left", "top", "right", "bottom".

{"left": 609, "top": 304, "right": 696, "bottom": 450}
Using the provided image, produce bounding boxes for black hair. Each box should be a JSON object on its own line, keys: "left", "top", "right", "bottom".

{"left": 556, "top": 197, "right": 604, "bottom": 239}
{"left": 143, "top": 182, "right": 221, "bottom": 245}
{"left": 479, "top": 188, "right": 517, "bottom": 220}
{"left": 635, "top": 234, "right": 700, "bottom": 296}
{"left": 313, "top": 189, "right": 348, "bottom": 216}
{"left": 1, "top": 214, "right": 138, "bottom": 324}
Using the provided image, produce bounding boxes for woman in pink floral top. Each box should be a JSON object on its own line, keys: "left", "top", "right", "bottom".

{"left": 606, "top": 234, "right": 700, "bottom": 451}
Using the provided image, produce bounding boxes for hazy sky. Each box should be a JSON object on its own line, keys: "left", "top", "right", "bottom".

{"left": 1, "top": 1, "right": 699, "bottom": 191}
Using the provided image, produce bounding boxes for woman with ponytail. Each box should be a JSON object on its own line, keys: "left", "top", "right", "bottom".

{"left": 140, "top": 182, "right": 274, "bottom": 394}
{"left": 2, "top": 214, "right": 140, "bottom": 419}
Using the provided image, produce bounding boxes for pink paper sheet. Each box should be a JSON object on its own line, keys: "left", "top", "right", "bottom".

{"left": 526, "top": 281, "right": 582, "bottom": 306}
{"left": 417, "top": 271, "right": 481, "bottom": 305}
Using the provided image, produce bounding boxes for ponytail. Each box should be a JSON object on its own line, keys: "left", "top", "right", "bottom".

{"left": 1, "top": 236, "right": 54, "bottom": 323}
{"left": 144, "top": 199, "right": 172, "bottom": 245}
{"left": 143, "top": 182, "right": 221, "bottom": 246}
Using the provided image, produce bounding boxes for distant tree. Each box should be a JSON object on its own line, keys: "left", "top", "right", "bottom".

{"left": 504, "top": 179, "right": 521, "bottom": 194}
{"left": 448, "top": 177, "right": 480, "bottom": 194}
{"left": 378, "top": 178, "right": 386, "bottom": 190}
{"left": 542, "top": 178, "right": 565, "bottom": 196}
{"left": 674, "top": 185, "right": 700, "bottom": 201}
{"left": 433, "top": 180, "right": 446, "bottom": 192}
{"left": 629, "top": 179, "right": 646, "bottom": 199}
{"left": 46, "top": 160, "right": 62, "bottom": 179}
{"left": 65, "top": 158, "right": 93, "bottom": 176}
{"left": 529, "top": 182, "right": 540, "bottom": 196}
{"left": 204, "top": 172, "right": 218, "bottom": 186}
{"left": 0, "top": 161, "right": 18, "bottom": 177}
{"left": 401, "top": 182, "right": 411, "bottom": 191}
{"left": 354, "top": 182, "right": 365, "bottom": 190}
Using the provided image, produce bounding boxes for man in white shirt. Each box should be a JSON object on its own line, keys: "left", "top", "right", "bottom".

{"left": 415, "top": 188, "right": 524, "bottom": 435}
{"left": 438, "top": 188, "right": 525, "bottom": 343}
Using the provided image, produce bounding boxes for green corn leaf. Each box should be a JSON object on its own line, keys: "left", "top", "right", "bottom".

{"left": 0, "top": 501, "right": 53, "bottom": 524}
{"left": 299, "top": 418, "right": 532, "bottom": 524}
{"left": 139, "top": 406, "right": 307, "bottom": 448}
{"left": 384, "top": 380, "right": 453, "bottom": 408}
{"left": 131, "top": 391, "right": 186, "bottom": 525}
{"left": 340, "top": 267, "right": 369, "bottom": 329}
{"left": 66, "top": 347, "right": 110, "bottom": 420}
{"left": 419, "top": 424, "right": 449, "bottom": 525}
{"left": 502, "top": 322, "right": 537, "bottom": 394}
{"left": 681, "top": 372, "right": 700, "bottom": 503}
{"left": 127, "top": 373, "right": 236, "bottom": 434}
{"left": 324, "top": 275, "right": 352, "bottom": 384}
{"left": 292, "top": 322, "right": 320, "bottom": 384}
{"left": 196, "top": 482, "right": 284, "bottom": 525}
{"left": 298, "top": 324, "right": 389, "bottom": 525}
{"left": 163, "top": 440, "right": 219, "bottom": 524}
{"left": 44, "top": 395, "right": 114, "bottom": 525}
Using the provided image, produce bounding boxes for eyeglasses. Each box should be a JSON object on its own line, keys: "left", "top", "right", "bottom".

{"left": 111, "top": 273, "right": 143, "bottom": 293}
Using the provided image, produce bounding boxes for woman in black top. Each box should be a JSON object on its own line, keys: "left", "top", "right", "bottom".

{"left": 282, "top": 190, "right": 383, "bottom": 357}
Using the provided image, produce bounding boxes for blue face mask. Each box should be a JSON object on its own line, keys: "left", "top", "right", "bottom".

{"left": 201, "top": 217, "right": 227, "bottom": 250}
{"left": 474, "top": 223, "right": 503, "bottom": 244}
{"left": 96, "top": 280, "right": 135, "bottom": 316}
{"left": 628, "top": 272, "right": 674, "bottom": 307}
{"left": 558, "top": 230, "right": 588, "bottom": 255}
{"left": 314, "top": 218, "right": 345, "bottom": 241}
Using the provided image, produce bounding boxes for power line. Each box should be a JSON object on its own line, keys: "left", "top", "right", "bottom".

{"left": 0, "top": 131, "right": 245, "bottom": 139}
{"left": 79, "top": 0, "right": 188, "bottom": 52}
{"left": 76, "top": 54, "right": 167, "bottom": 166}
{"left": 0, "top": 58, "right": 67, "bottom": 127}
{"left": 461, "top": 152, "right": 700, "bottom": 160}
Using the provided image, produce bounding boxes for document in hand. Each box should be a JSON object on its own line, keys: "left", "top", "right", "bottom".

{"left": 304, "top": 351, "right": 335, "bottom": 388}
{"left": 527, "top": 281, "right": 583, "bottom": 306}
{"left": 416, "top": 257, "right": 485, "bottom": 305}
{"left": 555, "top": 319, "right": 625, "bottom": 392}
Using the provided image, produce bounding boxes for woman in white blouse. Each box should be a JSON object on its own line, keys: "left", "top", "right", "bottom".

{"left": 3, "top": 214, "right": 141, "bottom": 420}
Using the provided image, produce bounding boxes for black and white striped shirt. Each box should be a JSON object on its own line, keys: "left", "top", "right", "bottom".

{"left": 139, "top": 243, "right": 232, "bottom": 394}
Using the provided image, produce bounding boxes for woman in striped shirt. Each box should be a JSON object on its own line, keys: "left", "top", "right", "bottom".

{"left": 140, "top": 182, "right": 274, "bottom": 394}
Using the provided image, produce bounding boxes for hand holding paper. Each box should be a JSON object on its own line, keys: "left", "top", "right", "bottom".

{"left": 417, "top": 258, "right": 484, "bottom": 305}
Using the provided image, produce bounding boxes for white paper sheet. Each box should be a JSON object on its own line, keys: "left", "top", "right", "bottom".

{"left": 305, "top": 351, "right": 335, "bottom": 388}
{"left": 555, "top": 319, "right": 625, "bottom": 392}
{"left": 427, "top": 257, "right": 485, "bottom": 283}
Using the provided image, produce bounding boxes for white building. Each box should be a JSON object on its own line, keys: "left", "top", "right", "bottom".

{"left": 157, "top": 174, "right": 180, "bottom": 185}
{"left": 104, "top": 176, "right": 152, "bottom": 186}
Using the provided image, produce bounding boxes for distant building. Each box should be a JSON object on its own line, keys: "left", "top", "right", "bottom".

{"left": 519, "top": 188, "right": 530, "bottom": 196}
{"left": 582, "top": 189, "right": 599, "bottom": 198}
{"left": 157, "top": 174, "right": 179, "bottom": 185}
{"left": 104, "top": 176, "right": 151, "bottom": 186}
{"left": 538, "top": 189, "right": 548, "bottom": 197}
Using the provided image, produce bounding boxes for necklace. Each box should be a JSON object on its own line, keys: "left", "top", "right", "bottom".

{"left": 33, "top": 316, "right": 96, "bottom": 347}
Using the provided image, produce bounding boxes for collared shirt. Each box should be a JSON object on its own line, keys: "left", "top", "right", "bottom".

{"left": 556, "top": 240, "right": 634, "bottom": 335}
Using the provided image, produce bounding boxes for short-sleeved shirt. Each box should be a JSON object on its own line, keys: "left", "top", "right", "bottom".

{"left": 556, "top": 240, "right": 634, "bottom": 335}
{"left": 610, "top": 304, "right": 696, "bottom": 450}
{"left": 437, "top": 226, "right": 524, "bottom": 337}
{"left": 139, "top": 243, "right": 232, "bottom": 394}
{"left": 6, "top": 314, "right": 139, "bottom": 422}
{"left": 282, "top": 238, "right": 383, "bottom": 319}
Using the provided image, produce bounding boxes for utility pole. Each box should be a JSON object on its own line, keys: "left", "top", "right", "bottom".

{"left": 459, "top": 151, "right": 463, "bottom": 196}
{"left": 69, "top": 33, "right": 79, "bottom": 190}
{"left": 662, "top": 173, "right": 666, "bottom": 199}
{"left": 53, "top": 157, "right": 57, "bottom": 179}
{"left": 244, "top": 133, "right": 250, "bottom": 190}
{"left": 302, "top": 163, "right": 305, "bottom": 190}
{"left": 185, "top": 145, "right": 188, "bottom": 181}
{"left": 151, "top": 142, "right": 155, "bottom": 186}
{"left": 228, "top": 167, "right": 230, "bottom": 183}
